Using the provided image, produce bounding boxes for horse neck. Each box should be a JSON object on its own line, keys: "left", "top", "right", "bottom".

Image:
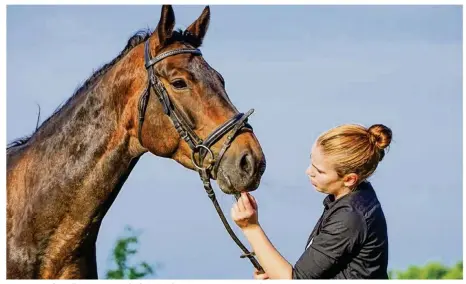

{"left": 7, "top": 50, "right": 148, "bottom": 243}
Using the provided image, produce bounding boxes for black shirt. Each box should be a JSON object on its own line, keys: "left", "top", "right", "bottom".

{"left": 292, "top": 181, "right": 389, "bottom": 279}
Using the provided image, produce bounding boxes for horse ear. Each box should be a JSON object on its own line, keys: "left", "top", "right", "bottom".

{"left": 155, "top": 5, "right": 175, "bottom": 46}
{"left": 186, "top": 6, "right": 210, "bottom": 46}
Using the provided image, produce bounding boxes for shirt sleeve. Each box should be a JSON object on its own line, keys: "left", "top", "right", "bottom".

{"left": 292, "top": 206, "right": 367, "bottom": 279}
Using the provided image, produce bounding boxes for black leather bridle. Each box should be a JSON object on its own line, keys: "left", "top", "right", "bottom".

{"left": 137, "top": 39, "right": 264, "bottom": 273}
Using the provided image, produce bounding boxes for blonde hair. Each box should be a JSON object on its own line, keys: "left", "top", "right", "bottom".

{"left": 317, "top": 124, "right": 392, "bottom": 183}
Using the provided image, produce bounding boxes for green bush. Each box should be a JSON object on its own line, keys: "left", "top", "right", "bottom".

{"left": 390, "top": 261, "right": 462, "bottom": 279}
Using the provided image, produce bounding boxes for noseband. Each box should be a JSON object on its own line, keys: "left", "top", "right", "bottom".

{"left": 137, "top": 40, "right": 264, "bottom": 273}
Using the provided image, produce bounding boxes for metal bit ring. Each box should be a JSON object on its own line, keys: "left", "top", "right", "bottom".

{"left": 191, "top": 144, "right": 215, "bottom": 171}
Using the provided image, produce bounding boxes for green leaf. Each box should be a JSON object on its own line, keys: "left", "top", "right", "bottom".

{"left": 105, "top": 226, "right": 158, "bottom": 279}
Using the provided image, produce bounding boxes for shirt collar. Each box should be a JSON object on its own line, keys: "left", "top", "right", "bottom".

{"left": 322, "top": 181, "right": 372, "bottom": 210}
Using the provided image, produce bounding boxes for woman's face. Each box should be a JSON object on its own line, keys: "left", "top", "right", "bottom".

{"left": 305, "top": 142, "right": 345, "bottom": 195}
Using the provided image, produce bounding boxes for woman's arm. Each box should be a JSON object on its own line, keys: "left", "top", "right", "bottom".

{"left": 242, "top": 225, "right": 293, "bottom": 279}
{"left": 231, "top": 192, "right": 292, "bottom": 279}
{"left": 231, "top": 193, "right": 367, "bottom": 279}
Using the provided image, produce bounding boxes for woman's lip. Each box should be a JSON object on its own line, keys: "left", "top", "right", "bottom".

{"left": 308, "top": 176, "right": 316, "bottom": 186}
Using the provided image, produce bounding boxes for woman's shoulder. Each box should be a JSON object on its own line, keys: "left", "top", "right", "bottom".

{"left": 327, "top": 182, "right": 383, "bottom": 221}
{"left": 351, "top": 181, "right": 382, "bottom": 209}
{"left": 348, "top": 182, "right": 387, "bottom": 227}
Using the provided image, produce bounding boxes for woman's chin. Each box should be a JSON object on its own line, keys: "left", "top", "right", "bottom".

{"left": 312, "top": 184, "right": 326, "bottom": 194}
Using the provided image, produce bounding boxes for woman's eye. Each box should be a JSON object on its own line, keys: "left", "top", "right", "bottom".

{"left": 171, "top": 79, "right": 188, "bottom": 89}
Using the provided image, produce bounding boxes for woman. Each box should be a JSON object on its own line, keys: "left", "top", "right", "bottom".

{"left": 231, "top": 123, "right": 392, "bottom": 279}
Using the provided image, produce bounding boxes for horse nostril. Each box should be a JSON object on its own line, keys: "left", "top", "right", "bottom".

{"left": 238, "top": 152, "right": 254, "bottom": 176}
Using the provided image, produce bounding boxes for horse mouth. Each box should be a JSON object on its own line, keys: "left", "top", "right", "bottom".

{"left": 216, "top": 170, "right": 240, "bottom": 195}
{"left": 219, "top": 171, "right": 235, "bottom": 194}
{"left": 217, "top": 172, "right": 240, "bottom": 200}
{"left": 216, "top": 169, "right": 262, "bottom": 196}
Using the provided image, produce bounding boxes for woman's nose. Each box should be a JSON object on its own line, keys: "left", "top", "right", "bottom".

{"left": 305, "top": 166, "right": 312, "bottom": 176}
{"left": 306, "top": 166, "right": 316, "bottom": 177}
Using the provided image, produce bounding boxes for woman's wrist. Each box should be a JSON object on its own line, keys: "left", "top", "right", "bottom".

{"left": 241, "top": 223, "right": 262, "bottom": 235}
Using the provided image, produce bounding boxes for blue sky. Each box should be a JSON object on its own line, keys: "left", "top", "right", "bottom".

{"left": 6, "top": 5, "right": 462, "bottom": 279}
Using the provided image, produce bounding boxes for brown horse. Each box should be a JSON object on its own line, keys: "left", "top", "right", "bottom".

{"left": 7, "top": 5, "right": 266, "bottom": 279}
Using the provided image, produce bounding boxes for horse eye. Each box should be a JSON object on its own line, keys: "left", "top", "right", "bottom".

{"left": 171, "top": 79, "right": 188, "bottom": 89}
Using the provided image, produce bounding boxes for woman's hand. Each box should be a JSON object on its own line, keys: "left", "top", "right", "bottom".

{"left": 231, "top": 192, "right": 259, "bottom": 230}
{"left": 253, "top": 269, "right": 269, "bottom": 280}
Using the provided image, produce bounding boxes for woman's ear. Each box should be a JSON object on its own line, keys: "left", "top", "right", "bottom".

{"left": 343, "top": 173, "right": 359, "bottom": 189}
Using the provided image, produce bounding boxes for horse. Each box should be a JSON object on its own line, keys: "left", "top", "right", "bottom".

{"left": 6, "top": 5, "right": 266, "bottom": 279}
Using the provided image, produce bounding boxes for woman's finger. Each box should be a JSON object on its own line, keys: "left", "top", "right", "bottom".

{"left": 231, "top": 203, "right": 240, "bottom": 219}
{"left": 248, "top": 194, "right": 258, "bottom": 210}
{"left": 253, "top": 269, "right": 269, "bottom": 280}
{"left": 242, "top": 192, "right": 254, "bottom": 212}
{"left": 237, "top": 195, "right": 246, "bottom": 212}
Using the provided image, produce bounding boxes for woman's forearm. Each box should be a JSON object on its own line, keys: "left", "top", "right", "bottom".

{"left": 242, "top": 225, "right": 293, "bottom": 279}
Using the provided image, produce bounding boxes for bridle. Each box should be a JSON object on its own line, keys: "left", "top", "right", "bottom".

{"left": 137, "top": 39, "right": 264, "bottom": 274}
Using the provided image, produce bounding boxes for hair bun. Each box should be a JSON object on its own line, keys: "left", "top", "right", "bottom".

{"left": 368, "top": 124, "right": 392, "bottom": 150}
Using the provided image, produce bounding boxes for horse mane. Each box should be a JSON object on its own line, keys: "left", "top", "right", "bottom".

{"left": 7, "top": 29, "right": 152, "bottom": 150}
{"left": 165, "top": 28, "right": 202, "bottom": 48}
{"left": 7, "top": 27, "right": 200, "bottom": 151}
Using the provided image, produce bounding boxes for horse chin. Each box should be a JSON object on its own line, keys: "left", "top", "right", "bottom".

{"left": 215, "top": 167, "right": 262, "bottom": 195}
